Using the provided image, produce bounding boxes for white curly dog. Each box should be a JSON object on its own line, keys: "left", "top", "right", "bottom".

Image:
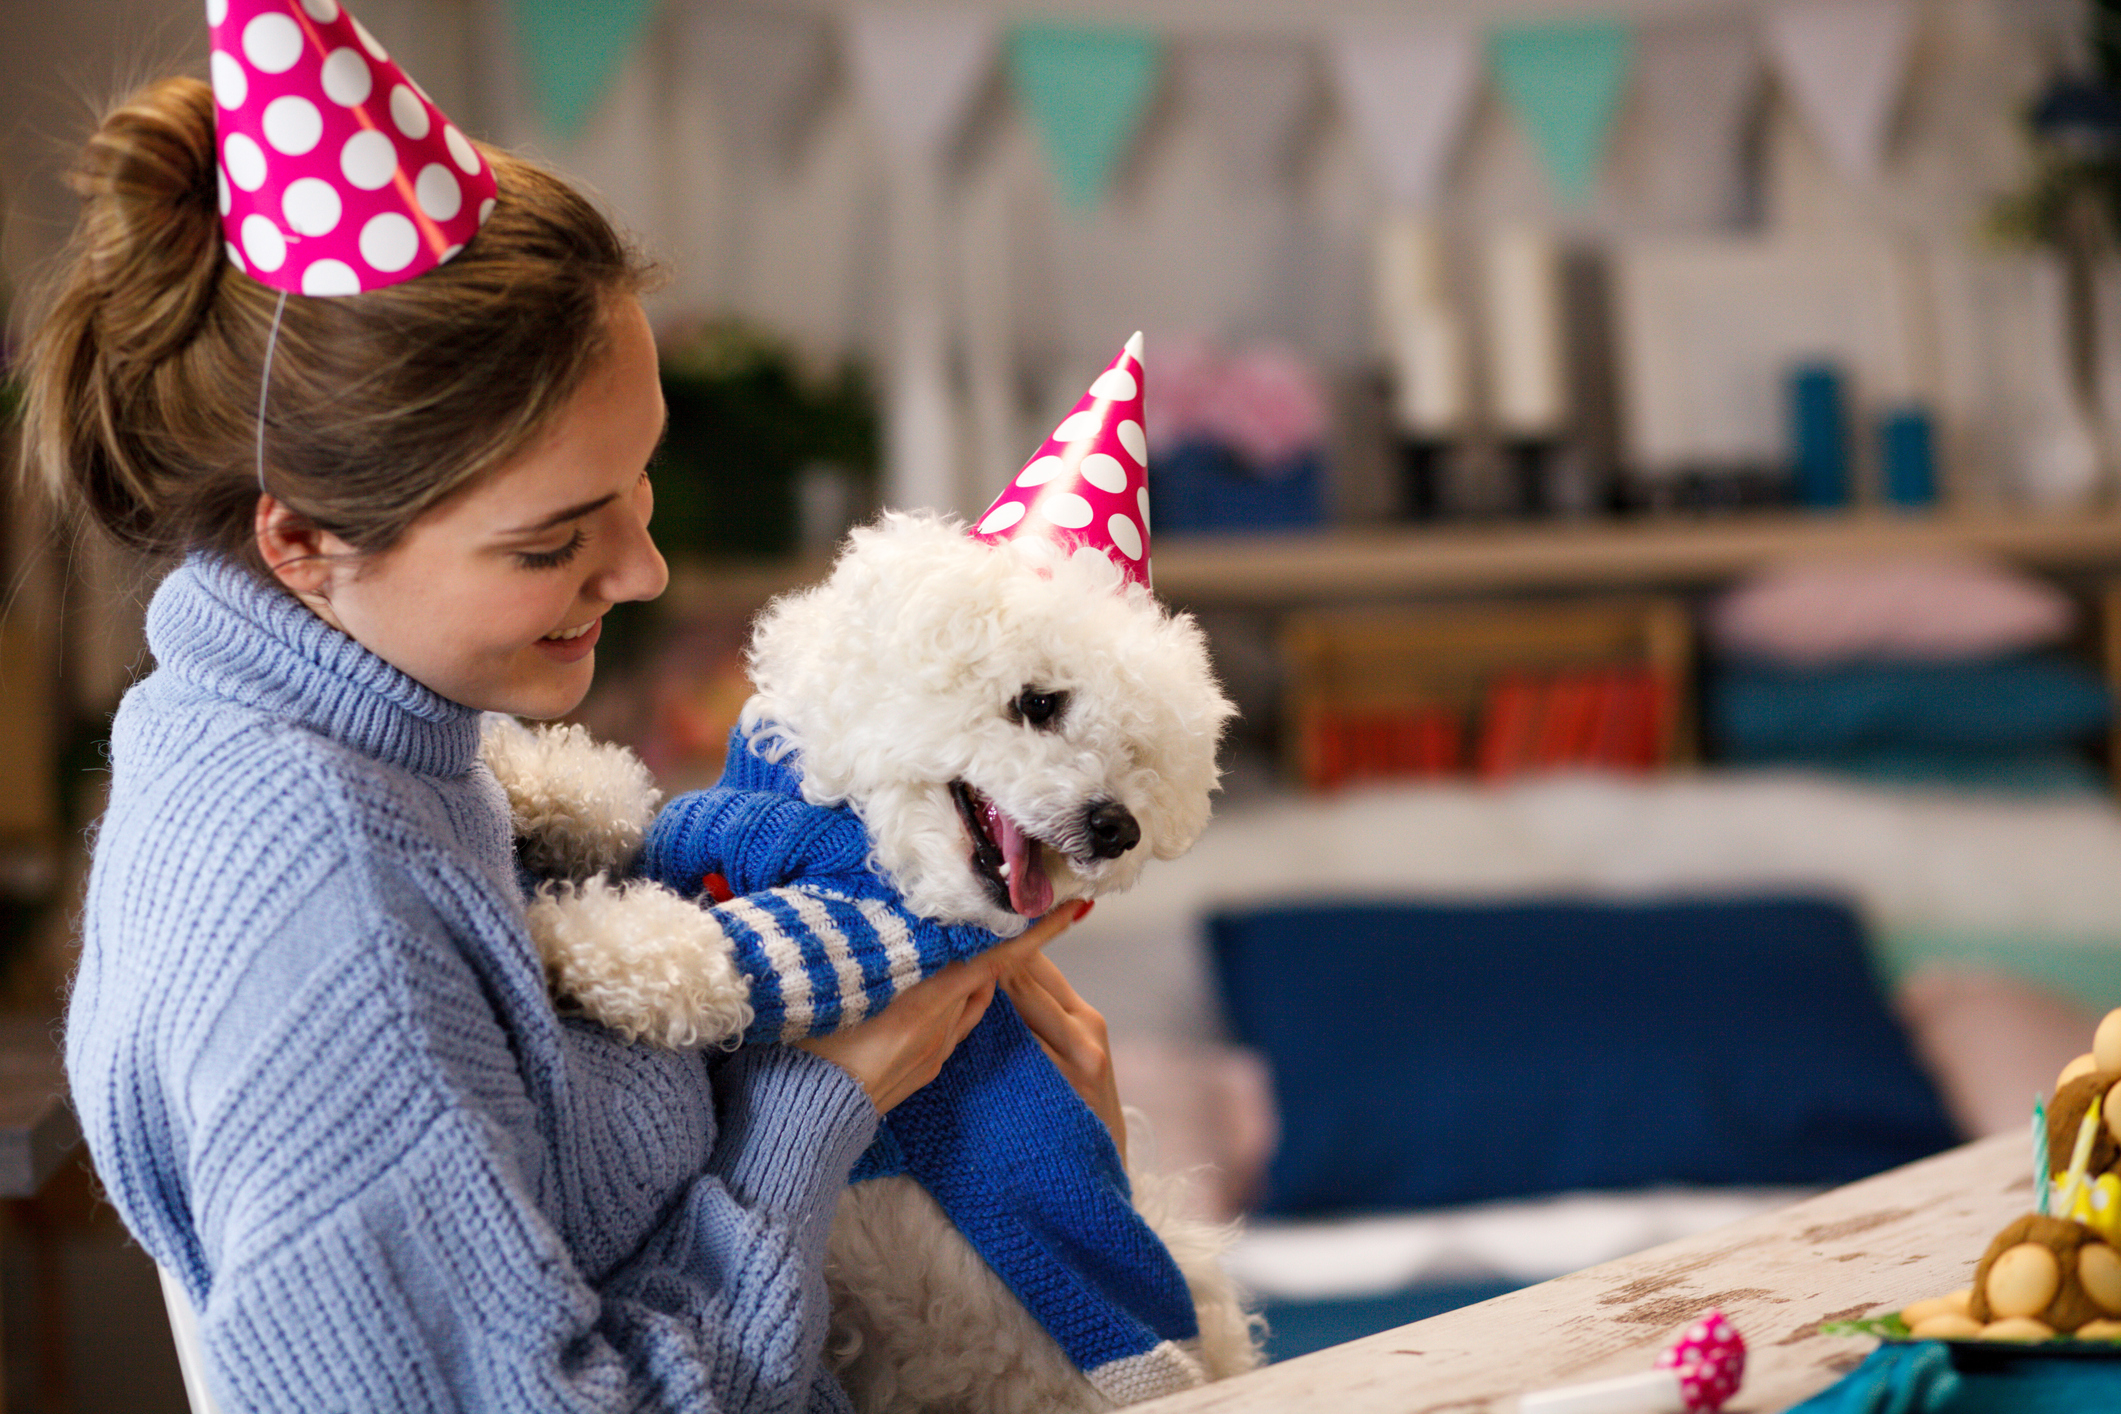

{"left": 484, "top": 511, "right": 1256, "bottom": 1413}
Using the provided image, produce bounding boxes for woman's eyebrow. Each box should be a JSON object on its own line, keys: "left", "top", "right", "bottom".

{"left": 503, "top": 493, "right": 618, "bottom": 537}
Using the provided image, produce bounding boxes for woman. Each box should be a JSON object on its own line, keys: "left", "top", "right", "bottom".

{"left": 23, "top": 56, "right": 1112, "bottom": 1412}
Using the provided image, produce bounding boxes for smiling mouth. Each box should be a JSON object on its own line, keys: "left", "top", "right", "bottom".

{"left": 950, "top": 780, "right": 1055, "bottom": 917}
{"left": 543, "top": 620, "right": 597, "bottom": 642}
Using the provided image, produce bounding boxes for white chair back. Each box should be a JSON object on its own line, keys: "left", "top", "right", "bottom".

{"left": 157, "top": 1264, "right": 226, "bottom": 1414}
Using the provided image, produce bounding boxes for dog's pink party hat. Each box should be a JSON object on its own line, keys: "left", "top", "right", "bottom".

{"left": 970, "top": 333, "right": 1153, "bottom": 590}
{"left": 208, "top": 0, "right": 498, "bottom": 296}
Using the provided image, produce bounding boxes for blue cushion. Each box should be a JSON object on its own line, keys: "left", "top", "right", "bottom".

{"left": 1148, "top": 440, "right": 1324, "bottom": 534}
{"left": 1209, "top": 896, "right": 1958, "bottom": 1217}
{"left": 1708, "top": 655, "right": 2111, "bottom": 757}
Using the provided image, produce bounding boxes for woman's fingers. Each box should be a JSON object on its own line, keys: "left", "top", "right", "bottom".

{"left": 1001, "top": 949, "right": 1125, "bottom": 1163}
{"left": 789, "top": 899, "right": 1094, "bottom": 1115}
{"left": 1003, "top": 958, "right": 1088, "bottom": 1068}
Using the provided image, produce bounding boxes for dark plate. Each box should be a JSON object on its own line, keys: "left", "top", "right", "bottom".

{"left": 1933, "top": 1339, "right": 2121, "bottom": 1370}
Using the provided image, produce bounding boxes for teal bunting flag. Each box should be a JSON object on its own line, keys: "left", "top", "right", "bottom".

{"left": 509, "top": 0, "right": 661, "bottom": 138}
{"left": 1490, "top": 21, "right": 1634, "bottom": 205}
{"left": 1007, "top": 25, "right": 1163, "bottom": 208}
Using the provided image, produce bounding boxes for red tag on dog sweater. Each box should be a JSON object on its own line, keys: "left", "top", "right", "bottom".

{"left": 700, "top": 872, "right": 735, "bottom": 904}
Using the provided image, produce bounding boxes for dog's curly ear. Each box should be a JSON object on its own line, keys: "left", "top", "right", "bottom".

{"left": 526, "top": 877, "right": 755, "bottom": 1049}
{"left": 481, "top": 715, "right": 662, "bottom": 880}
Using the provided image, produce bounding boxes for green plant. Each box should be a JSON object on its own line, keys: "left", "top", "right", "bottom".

{"left": 651, "top": 319, "right": 878, "bottom": 562}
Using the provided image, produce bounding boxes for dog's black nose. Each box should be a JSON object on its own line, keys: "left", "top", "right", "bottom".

{"left": 1084, "top": 802, "right": 1140, "bottom": 859}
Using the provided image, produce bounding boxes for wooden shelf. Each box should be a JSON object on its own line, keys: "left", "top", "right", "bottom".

{"left": 1151, "top": 510, "right": 2121, "bottom": 606}
{"left": 661, "top": 511, "right": 2121, "bottom": 614}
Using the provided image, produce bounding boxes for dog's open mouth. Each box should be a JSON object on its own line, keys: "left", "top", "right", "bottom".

{"left": 950, "top": 781, "right": 1055, "bottom": 917}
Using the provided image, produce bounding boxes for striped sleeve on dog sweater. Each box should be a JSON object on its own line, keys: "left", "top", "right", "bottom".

{"left": 636, "top": 731, "right": 1002, "bottom": 1043}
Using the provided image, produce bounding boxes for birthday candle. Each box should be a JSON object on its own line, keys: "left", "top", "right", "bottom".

{"left": 2057, "top": 1096, "right": 2103, "bottom": 1217}
{"left": 2035, "top": 1097, "right": 2050, "bottom": 1217}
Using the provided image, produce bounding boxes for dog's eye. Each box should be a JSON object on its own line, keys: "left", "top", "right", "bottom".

{"left": 1011, "top": 688, "right": 1068, "bottom": 730}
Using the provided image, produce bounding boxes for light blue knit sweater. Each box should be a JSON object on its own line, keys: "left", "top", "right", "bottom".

{"left": 66, "top": 555, "right": 879, "bottom": 1413}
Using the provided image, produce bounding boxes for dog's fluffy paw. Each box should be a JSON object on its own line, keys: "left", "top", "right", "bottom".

{"left": 525, "top": 877, "right": 754, "bottom": 1049}
{"left": 481, "top": 715, "right": 661, "bottom": 880}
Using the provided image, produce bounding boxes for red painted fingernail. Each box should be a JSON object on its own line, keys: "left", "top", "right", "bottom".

{"left": 1074, "top": 899, "right": 1095, "bottom": 920}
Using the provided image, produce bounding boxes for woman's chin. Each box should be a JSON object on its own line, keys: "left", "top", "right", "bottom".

{"left": 459, "top": 656, "right": 596, "bottom": 720}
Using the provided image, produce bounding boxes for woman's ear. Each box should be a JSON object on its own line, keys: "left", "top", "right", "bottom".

{"left": 254, "top": 494, "right": 344, "bottom": 603}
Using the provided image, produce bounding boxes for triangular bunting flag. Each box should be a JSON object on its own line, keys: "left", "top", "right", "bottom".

{"left": 1007, "top": 24, "right": 1163, "bottom": 208}
{"left": 507, "top": 0, "right": 661, "bottom": 139}
{"left": 683, "top": 7, "right": 835, "bottom": 175}
{"left": 1179, "top": 38, "right": 1318, "bottom": 190}
{"left": 1329, "top": 28, "right": 1481, "bottom": 211}
{"left": 847, "top": 8, "right": 999, "bottom": 171}
{"left": 1490, "top": 20, "right": 1634, "bottom": 206}
{"left": 1764, "top": 0, "right": 1916, "bottom": 182}
{"left": 1637, "top": 21, "right": 1763, "bottom": 229}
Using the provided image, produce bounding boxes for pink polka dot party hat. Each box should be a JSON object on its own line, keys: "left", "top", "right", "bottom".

{"left": 208, "top": 0, "right": 497, "bottom": 296}
{"left": 971, "top": 333, "right": 1154, "bottom": 590}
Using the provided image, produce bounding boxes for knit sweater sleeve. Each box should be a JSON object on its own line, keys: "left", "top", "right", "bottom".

{"left": 182, "top": 901, "right": 878, "bottom": 1413}
{"left": 75, "top": 762, "right": 878, "bottom": 1414}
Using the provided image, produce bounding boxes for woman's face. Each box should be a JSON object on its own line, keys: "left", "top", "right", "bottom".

{"left": 292, "top": 298, "right": 670, "bottom": 719}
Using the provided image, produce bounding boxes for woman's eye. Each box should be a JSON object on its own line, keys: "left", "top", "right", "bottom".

{"left": 514, "top": 527, "right": 586, "bottom": 570}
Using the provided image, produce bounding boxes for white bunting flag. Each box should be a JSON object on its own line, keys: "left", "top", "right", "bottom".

{"left": 1330, "top": 28, "right": 1483, "bottom": 211}
{"left": 846, "top": 7, "right": 999, "bottom": 171}
{"left": 1764, "top": 0, "right": 1918, "bottom": 182}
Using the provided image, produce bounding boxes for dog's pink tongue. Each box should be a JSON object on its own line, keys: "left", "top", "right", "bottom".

{"left": 984, "top": 801, "right": 1054, "bottom": 916}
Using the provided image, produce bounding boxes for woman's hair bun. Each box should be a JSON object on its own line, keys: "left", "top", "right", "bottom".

{"left": 21, "top": 73, "right": 650, "bottom": 572}
{"left": 68, "top": 75, "right": 225, "bottom": 368}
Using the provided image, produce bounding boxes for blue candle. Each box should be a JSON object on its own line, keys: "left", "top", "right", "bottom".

{"left": 1880, "top": 406, "right": 1936, "bottom": 510}
{"left": 1787, "top": 363, "right": 1849, "bottom": 510}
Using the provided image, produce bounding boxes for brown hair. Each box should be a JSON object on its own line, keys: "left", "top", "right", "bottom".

{"left": 19, "top": 76, "right": 656, "bottom": 574}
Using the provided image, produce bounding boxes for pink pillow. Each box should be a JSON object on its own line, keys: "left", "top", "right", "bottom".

{"left": 1893, "top": 966, "right": 2100, "bottom": 1140}
{"left": 1147, "top": 335, "right": 1328, "bottom": 467}
{"left": 1113, "top": 1037, "right": 1276, "bottom": 1221}
{"left": 1708, "top": 557, "right": 2075, "bottom": 666}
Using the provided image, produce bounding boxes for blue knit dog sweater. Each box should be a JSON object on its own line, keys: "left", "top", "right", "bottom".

{"left": 636, "top": 729, "right": 1207, "bottom": 1402}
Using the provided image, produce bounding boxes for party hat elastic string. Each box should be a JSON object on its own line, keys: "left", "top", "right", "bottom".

{"left": 256, "top": 288, "right": 288, "bottom": 494}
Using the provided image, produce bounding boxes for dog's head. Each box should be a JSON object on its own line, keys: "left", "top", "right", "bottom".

{"left": 740, "top": 511, "right": 1236, "bottom": 934}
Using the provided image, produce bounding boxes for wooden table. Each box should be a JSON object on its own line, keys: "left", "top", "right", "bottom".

{"left": 1140, "top": 1134, "right": 2028, "bottom": 1413}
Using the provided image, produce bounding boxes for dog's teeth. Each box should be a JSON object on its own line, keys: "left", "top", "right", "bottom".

{"left": 999, "top": 863, "right": 1012, "bottom": 879}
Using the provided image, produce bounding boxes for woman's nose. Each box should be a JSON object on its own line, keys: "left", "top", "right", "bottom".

{"left": 596, "top": 508, "right": 669, "bottom": 606}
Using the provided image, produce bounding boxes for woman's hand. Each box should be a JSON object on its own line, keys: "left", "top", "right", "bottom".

{"left": 795, "top": 900, "right": 1091, "bottom": 1114}
{"left": 1000, "top": 910, "right": 1128, "bottom": 1166}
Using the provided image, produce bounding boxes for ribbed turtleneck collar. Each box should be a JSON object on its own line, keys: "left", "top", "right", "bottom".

{"left": 144, "top": 554, "right": 483, "bottom": 779}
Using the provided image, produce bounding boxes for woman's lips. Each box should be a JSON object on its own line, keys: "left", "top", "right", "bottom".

{"left": 533, "top": 617, "right": 601, "bottom": 663}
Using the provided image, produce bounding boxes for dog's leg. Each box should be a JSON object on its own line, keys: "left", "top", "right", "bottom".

{"left": 524, "top": 878, "right": 754, "bottom": 1049}
{"left": 481, "top": 714, "right": 661, "bottom": 879}
{"left": 824, "top": 1171, "right": 1260, "bottom": 1413}
{"left": 826, "top": 1177, "right": 1110, "bottom": 1414}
